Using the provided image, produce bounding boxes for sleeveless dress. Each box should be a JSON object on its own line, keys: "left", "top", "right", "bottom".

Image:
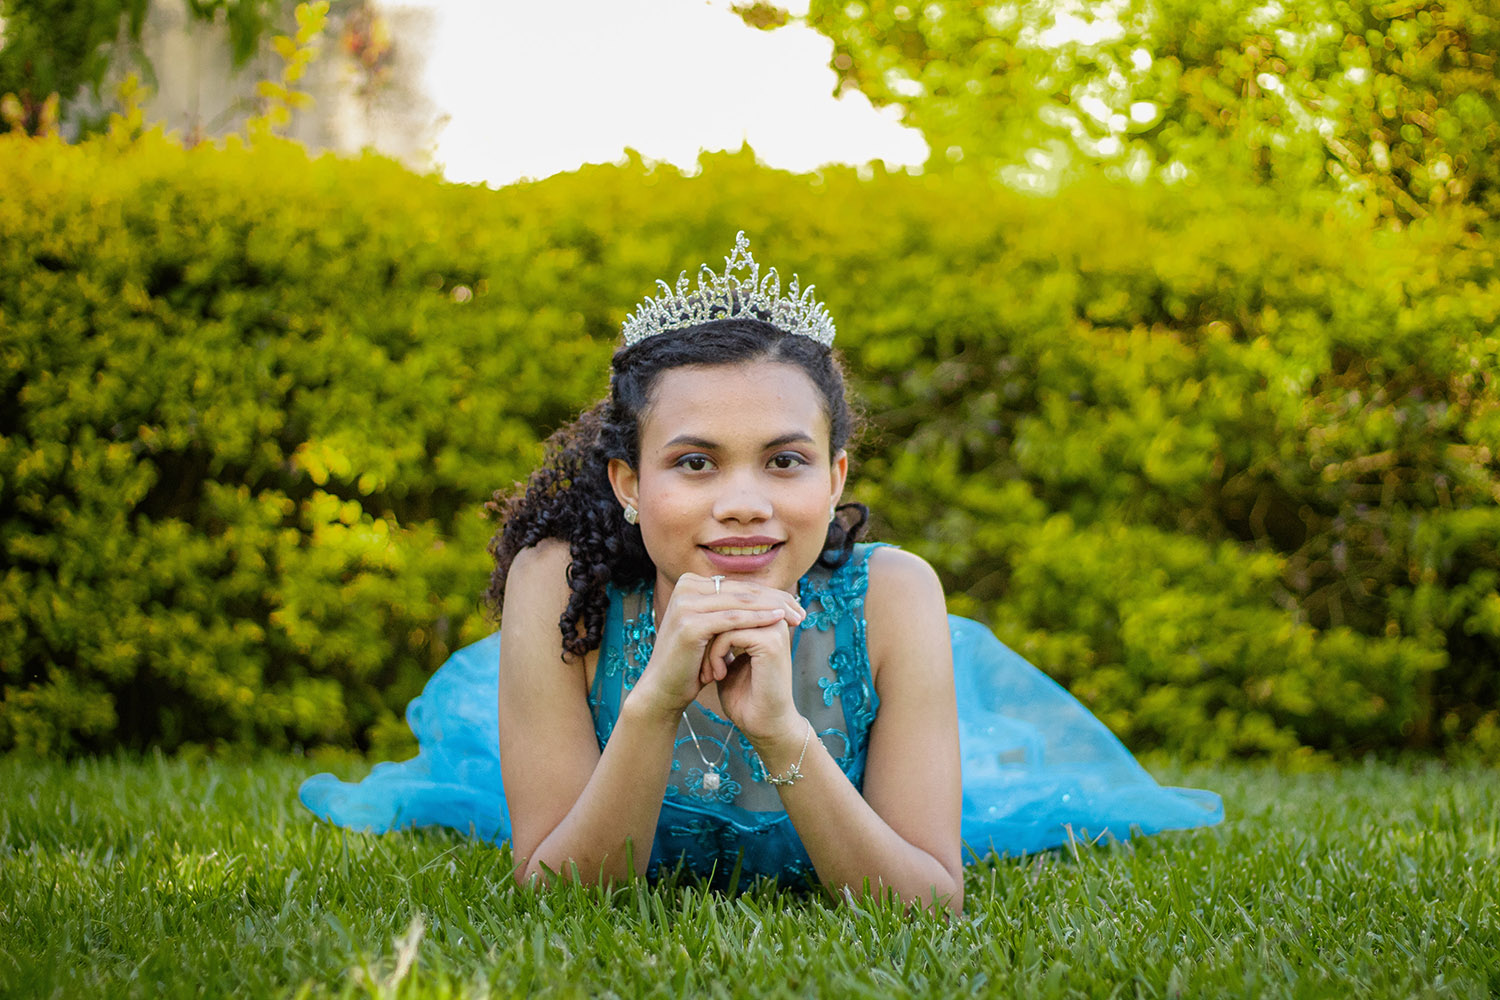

{"left": 299, "top": 545, "right": 1222, "bottom": 883}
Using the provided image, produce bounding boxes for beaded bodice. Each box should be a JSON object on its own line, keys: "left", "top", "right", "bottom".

{"left": 588, "top": 544, "right": 883, "bottom": 885}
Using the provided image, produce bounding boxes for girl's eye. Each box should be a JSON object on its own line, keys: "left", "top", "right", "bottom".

{"left": 675, "top": 454, "right": 715, "bottom": 472}
{"left": 769, "top": 452, "right": 808, "bottom": 470}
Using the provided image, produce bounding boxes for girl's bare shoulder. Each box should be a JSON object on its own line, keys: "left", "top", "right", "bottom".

{"left": 499, "top": 539, "right": 575, "bottom": 644}
{"left": 507, "top": 537, "right": 573, "bottom": 584}
{"left": 866, "top": 545, "right": 945, "bottom": 615}
{"left": 863, "top": 546, "right": 951, "bottom": 683}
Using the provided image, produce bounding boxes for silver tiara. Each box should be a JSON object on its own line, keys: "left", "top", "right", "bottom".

{"left": 620, "top": 232, "right": 836, "bottom": 348}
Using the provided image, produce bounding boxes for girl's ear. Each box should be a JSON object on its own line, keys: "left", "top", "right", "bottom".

{"left": 830, "top": 450, "right": 849, "bottom": 503}
{"left": 607, "top": 458, "right": 639, "bottom": 511}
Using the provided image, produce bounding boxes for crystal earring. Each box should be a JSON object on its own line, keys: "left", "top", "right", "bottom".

{"left": 623, "top": 503, "right": 639, "bottom": 525}
{"left": 829, "top": 501, "right": 838, "bottom": 522}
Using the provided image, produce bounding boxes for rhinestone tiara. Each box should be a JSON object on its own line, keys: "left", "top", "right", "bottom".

{"left": 620, "top": 232, "right": 835, "bottom": 348}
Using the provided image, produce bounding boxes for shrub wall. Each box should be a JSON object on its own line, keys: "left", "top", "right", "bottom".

{"left": 3, "top": 131, "right": 1498, "bottom": 759}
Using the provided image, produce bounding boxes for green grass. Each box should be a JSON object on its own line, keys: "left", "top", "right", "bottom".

{"left": 1, "top": 756, "right": 1496, "bottom": 999}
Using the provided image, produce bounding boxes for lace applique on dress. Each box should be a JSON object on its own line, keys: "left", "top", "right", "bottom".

{"left": 588, "top": 544, "right": 886, "bottom": 886}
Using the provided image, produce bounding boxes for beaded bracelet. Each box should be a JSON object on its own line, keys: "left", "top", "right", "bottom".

{"left": 765, "top": 720, "right": 815, "bottom": 787}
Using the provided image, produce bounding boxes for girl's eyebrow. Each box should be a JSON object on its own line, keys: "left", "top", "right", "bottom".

{"left": 662, "top": 432, "right": 815, "bottom": 449}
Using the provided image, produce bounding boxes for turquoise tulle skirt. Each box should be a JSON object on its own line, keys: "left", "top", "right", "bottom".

{"left": 300, "top": 616, "right": 1222, "bottom": 861}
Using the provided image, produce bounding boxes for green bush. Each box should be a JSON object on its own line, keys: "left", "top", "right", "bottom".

{"left": 843, "top": 181, "right": 1500, "bottom": 758}
{"left": 0, "top": 132, "right": 612, "bottom": 753}
{"left": 2, "top": 130, "right": 1496, "bottom": 759}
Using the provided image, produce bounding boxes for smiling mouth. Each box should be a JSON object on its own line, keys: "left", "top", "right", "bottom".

{"left": 705, "top": 543, "right": 776, "bottom": 556}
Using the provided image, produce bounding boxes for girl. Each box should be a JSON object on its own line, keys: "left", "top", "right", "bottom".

{"left": 301, "top": 234, "right": 1222, "bottom": 912}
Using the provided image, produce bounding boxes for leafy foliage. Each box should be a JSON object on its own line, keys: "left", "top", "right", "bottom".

{"left": 0, "top": 0, "right": 304, "bottom": 137}
{"left": 0, "top": 0, "right": 149, "bottom": 134}
{"left": 3, "top": 130, "right": 1497, "bottom": 759}
{"left": 774, "top": 0, "right": 1500, "bottom": 224}
{"left": 248, "top": 1, "right": 329, "bottom": 136}
{"left": 0, "top": 130, "right": 610, "bottom": 754}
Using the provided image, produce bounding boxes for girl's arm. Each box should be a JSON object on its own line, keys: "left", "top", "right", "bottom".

{"left": 750, "top": 547, "right": 965, "bottom": 912}
{"left": 498, "top": 540, "right": 677, "bottom": 884}
{"left": 498, "top": 543, "right": 803, "bottom": 885}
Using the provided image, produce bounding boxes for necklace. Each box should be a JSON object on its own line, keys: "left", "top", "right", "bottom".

{"left": 641, "top": 589, "right": 738, "bottom": 793}
{"left": 681, "top": 707, "right": 737, "bottom": 793}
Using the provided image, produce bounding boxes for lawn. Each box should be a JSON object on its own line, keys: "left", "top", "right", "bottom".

{"left": 1, "top": 755, "right": 1496, "bottom": 999}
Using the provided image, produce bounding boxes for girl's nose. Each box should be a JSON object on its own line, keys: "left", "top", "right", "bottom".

{"left": 712, "top": 471, "right": 772, "bottom": 522}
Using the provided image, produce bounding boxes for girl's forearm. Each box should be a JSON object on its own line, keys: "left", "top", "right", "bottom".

{"left": 756, "top": 719, "right": 964, "bottom": 913}
{"left": 519, "top": 695, "right": 679, "bottom": 884}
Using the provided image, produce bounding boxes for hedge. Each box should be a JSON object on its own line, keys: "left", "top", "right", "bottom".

{"left": 1, "top": 132, "right": 613, "bottom": 754}
{"left": 2, "top": 129, "right": 1497, "bottom": 760}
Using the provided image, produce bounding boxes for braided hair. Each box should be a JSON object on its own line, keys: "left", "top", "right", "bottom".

{"left": 484, "top": 317, "right": 866, "bottom": 659}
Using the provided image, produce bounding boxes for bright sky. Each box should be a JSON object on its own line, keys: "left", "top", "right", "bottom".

{"left": 414, "top": 0, "right": 929, "bottom": 187}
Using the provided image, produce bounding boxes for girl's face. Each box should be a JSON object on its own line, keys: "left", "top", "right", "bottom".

{"left": 609, "top": 360, "right": 848, "bottom": 595}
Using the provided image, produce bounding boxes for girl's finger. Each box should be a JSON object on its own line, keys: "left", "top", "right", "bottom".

{"left": 674, "top": 606, "right": 788, "bottom": 643}
{"left": 680, "top": 574, "right": 805, "bottom": 623}
{"left": 705, "top": 624, "right": 789, "bottom": 677}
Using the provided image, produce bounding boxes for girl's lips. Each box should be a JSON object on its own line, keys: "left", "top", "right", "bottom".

{"left": 701, "top": 541, "right": 782, "bottom": 573}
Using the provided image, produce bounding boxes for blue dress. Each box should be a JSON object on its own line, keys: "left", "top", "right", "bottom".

{"left": 299, "top": 545, "right": 1222, "bottom": 882}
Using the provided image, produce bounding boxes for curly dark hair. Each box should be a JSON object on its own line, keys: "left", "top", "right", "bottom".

{"left": 485, "top": 317, "right": 867, "bottom": 659}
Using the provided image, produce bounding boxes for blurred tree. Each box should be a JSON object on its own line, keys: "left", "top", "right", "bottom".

{"left": 340, "top": 0, "right": 394, "bottom": 100}
{"left": 0, "top": 0, "right": 294, "bottom": 135}
{"left": 744, "top": 0, "right": 1500, "bottom": 224}
{"left": 0, "top": 0, "right": 148, "bottom": 133}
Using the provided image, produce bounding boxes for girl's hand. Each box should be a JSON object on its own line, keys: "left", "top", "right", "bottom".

{"left": 625, "top": 574, "right": 804, "bottom": 724}
{"left": 708, "top": 613, "right": 802, "bottom": 744}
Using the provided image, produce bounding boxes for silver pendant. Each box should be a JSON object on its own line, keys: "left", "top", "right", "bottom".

{"left": 702, "top": 771, "right": 721, "bottom": 792}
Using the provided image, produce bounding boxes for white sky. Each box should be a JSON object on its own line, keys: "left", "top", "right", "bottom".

{"left": 413, "top": 0, "right": 929, "bottom": 187}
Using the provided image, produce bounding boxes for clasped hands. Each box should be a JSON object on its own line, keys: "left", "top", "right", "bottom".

{"left": 628, "top": 572, "right": 807, "bottom": 746}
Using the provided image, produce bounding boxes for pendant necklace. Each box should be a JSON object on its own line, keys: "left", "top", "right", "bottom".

{"left": 682, "top": 708, "right": 737, "bottom": 793}
{"left": 646, "top": 590, "right": 737, "bottom": 793}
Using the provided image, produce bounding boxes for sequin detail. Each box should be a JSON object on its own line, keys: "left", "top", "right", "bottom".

{"left": 621, "top": 595, "right": 655, "bottom": 686}
{"left": 589, "top": 545, "right": 886, "bottom": 886}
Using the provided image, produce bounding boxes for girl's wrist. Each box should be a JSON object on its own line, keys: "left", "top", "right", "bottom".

{"left": 746, "top": 713, "right": 811, "bottom": 768}
{"left": 619, "top": 685, "right": 690, "bottom": 732}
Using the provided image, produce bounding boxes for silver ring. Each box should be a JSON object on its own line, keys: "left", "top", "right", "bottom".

{"left": 711, "top": 575, "right": 725, "bottom": 594}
